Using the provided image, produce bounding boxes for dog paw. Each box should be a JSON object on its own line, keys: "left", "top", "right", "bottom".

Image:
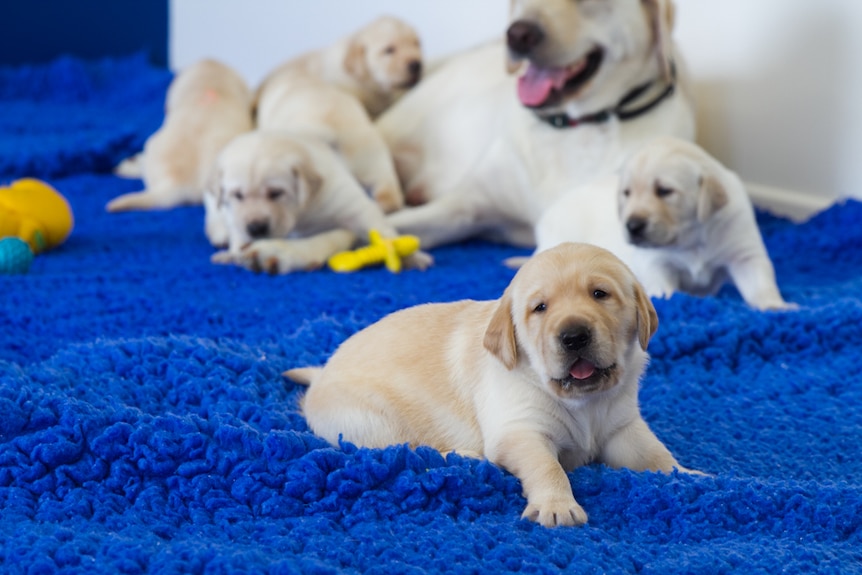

{"left": 403, "top": 250, "right": 434, "bottom": 271}
{"left": 521, "top": 496, "right": 588, "bottom": 527}
{"left": 373, "top": 185, "right": 405, "bottom": 214}
{"left": 210, "top": 250, "right": 236, "bottom": 265}
{"left": 237, "top": 240, "right": 324, "bottom": 275}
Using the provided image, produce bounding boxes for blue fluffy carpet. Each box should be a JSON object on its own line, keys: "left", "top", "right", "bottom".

{"left": 1, "top": 54, "right": 861, "bottom": 574}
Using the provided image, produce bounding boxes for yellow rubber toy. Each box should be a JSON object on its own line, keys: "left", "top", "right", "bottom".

{"left": 0, "top": 178, "right": 74, "bottom": 254}
{"left": 328, "top": 229, "right": 420, "bottom": 273}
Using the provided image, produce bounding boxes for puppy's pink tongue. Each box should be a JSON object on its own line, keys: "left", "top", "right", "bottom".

{"left": 517, "top": 65, "right": 570, "bottom": 107}
{"left": 569, "top": 358, "right": 596, "bottom": 380}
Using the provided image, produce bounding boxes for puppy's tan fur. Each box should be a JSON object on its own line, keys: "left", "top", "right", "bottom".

{"left": 287, "top": 243, "right": 695, "bottom": 527}
{"left": 258, "top": 15, "right": 422, "bottom": 119}
{"left": 107, "top": 59, "right": 253, "bottom": 212}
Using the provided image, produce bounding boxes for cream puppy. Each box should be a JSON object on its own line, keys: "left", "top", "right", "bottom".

{"left": 379, "top": 0, "right": 694, "bottom": 248}
{"left": 256, "top": 71, "right": 404, "bottom": 214}
{"left": 206, "top": 130, "right": 430, "bottom": 274}
{"left": 287, "top": 242, "right": 697, "bottom": 527}
{"left": 259, "top": 15, "right": 423, "bottom": 119}
{"left": 535, "top": 138, "right": 792, "bottom": 310}
{"left": 107, "top": 59, "right": 253, "bottom": 212}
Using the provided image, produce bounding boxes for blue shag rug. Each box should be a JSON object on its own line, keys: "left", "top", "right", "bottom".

{"left": 1, "top": 54, "right": 861, "bottom": 574}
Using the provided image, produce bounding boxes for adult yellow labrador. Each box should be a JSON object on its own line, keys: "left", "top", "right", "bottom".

{"left": 379, "top": 0, "right": 694, "bottom": 248}
{"left": 286, "top": 242, "right": 698, "bottom": 527}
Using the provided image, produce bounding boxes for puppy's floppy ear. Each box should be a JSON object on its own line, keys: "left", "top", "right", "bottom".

{"left": 642, "top": 0, "right": 676, "bottom": 83}
{"left": 292, "top": 160, "right": 323, "bottom": 199}
{"left": 697, "top": 170, "right": 729, "bottom": 222}
{"left": 484, "top": 288, "right": 518, "bottom": 370}
{"left": 634, "top": 281, "right": 658, "bottom": 350}
{"left": 344, "top": 39, "right": 369, "bottom": 81}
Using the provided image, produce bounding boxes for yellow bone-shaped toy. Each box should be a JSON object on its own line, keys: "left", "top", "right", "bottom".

{"left": 0, "top": 178, "right": 74, "bottom": 254}
{"left": 328, "top": 229, "right": 420, "bottom": 273}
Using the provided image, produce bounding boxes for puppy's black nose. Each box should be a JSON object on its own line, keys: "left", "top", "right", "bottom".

{"left": 246, "top": 220, "right": 270, "bottom": 239}
{"left": 626, "top": 217, "right": 647, "bottom": 238}
{"left": 560, "top": 326, "right": 591, "bottom": 352}
{"left": 507, "top": 20, "right": 544, "bottom": 56}
{"left": 408, "top": 60, "right": 422, "bottom": 79}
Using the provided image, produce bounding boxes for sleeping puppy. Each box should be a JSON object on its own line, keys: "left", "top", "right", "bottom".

{"left": 256, "top": 69, "right": 404, "bottom": 214}
{"left": 258, "top": 15, "right": 423, "bottom": 119}
{"left": 107, "top": 59, "right": 253, "bottom": 212}
{"left": 534, "top": 137, "right": 792, "bottom": 310}
{"left": 286, "top": 242, "right": 697, "bottom": 527}
{"left": 379, "top": 0, "right": 694, "bottom": 249}
{"left": 206, "top": 130, "right": 431, "bottom": 274}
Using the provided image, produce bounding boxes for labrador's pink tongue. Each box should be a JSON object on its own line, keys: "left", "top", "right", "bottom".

{"left": 569, "top": 358, "right": 596, "bottom": 380}
{"left": 517, "top": 65, "right": 570, "bottom": 107}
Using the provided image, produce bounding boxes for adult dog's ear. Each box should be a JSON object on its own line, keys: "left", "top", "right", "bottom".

{"left": 697, "top": 170, "right": 729, "bottom": 223}
{"left": 634, "top": 281, "right": 658, "bottom": 350}
{"left": 642, "top": 0, "right": 676, "bottom": 83}
{"left": 484, "top": 289, "right": 518, "bottom": 369}
{"left": 344, "top": 39, "right": 369, "bottom": 81}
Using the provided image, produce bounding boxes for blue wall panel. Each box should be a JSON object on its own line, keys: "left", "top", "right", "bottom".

{"left": 0, "top": 0, "right": 168, "bottom": 66}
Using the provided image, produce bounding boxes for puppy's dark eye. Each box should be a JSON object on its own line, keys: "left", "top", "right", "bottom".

{"left": 592, "top": 289, "right": 609, "bottom": 300}
{"left": 267, "top": 187, "right": 285, "bottom": 200}
{"left": 655, "top": 185, "right": 674, "bottom": 198}
{"left": 622, "top": 189, "right": 631, "bottom": 198}
{"left": 533, "top": 303, "right": 547, "bottom": 313}
{"left": 383, "top": 45, "right": 396, "bottom": 55}
{"left": 232, "top": 190, "right": 244, "bottom": 201}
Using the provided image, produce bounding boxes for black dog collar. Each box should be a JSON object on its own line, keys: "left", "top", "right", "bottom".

{"left": 539, "top": 63, "right": 677, "bottom": 129}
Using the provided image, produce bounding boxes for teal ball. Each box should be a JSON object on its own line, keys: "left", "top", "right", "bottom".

{"left": 0, "top": 237, "right": 34, "bottom": 274}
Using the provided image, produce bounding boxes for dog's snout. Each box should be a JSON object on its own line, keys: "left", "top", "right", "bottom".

{"left": 626, "top": 217, "right": 648, "bottom": 238}
{"left": 246, "top": 219, "right": 271, "bottom": 239}
{"left": 560, "top": 325, "right": 591, "bottom": 352}
{"left": 407, "top": 60, "right": 422, "bottom": 79}
{"left": 507, "top": 20, "right": 544, "bottom": 55}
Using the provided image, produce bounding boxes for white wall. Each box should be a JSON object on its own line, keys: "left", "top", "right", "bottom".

{"left": 171, "top": 0, "right": 862, "bottom": 215}
{"left": 675, "top": 0, "right": 862, "bottom": 212}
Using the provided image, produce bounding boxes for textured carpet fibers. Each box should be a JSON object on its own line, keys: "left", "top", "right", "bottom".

{"left": 1, "top": 55, "right": 861, "bottom": 574}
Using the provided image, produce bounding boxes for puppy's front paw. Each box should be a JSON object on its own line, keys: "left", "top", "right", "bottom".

{"left": 373, "top": 184, "right": 404, "bottom": 214}
{"left": 238, "top": 239, "right": 324, "bottom": 275}
{"left": 210, "top": 250, "right": 236, "bottom": 265}
{"left": 521, "top": 496, "right": 588, "bottom": 527}
{"left": 403, "top": 250, "right": 434, "bottom": 271}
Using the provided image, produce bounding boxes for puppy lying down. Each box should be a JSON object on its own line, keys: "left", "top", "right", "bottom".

{"left": 256, "top": 71, "right": 405, "bottom": 215}
{"left": 107, "top": 59, "right": 253, "bottom": 212}
{"left": 286, "top": 243, "right": 698, "bottom": 527}
{"left": 206, "top": 130, "right": 431, "bottom": 274}
{"left": 534, "top": 138, "right": 793, "bottom": 310}
{"left": 258, "top": 15, "right": 423, "bottom": 119}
